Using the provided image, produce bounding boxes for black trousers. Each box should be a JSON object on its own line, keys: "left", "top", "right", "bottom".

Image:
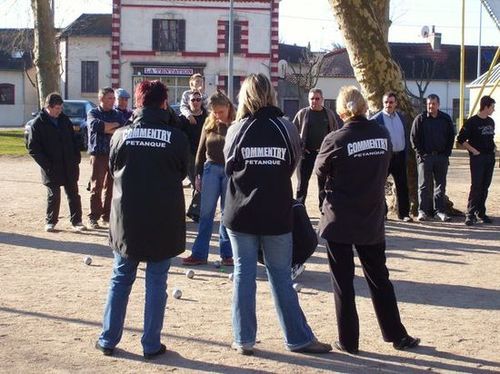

{"left": 466, "top": 154, "right": 495, "bottom": 217}
{"left": 296, "top": 151, "right": 326, "bottom": 210}
{"left": 387, "top": 151, "right": 410, "bottom": 218}
{"left": 46, "top": 181, "right": 83, "bottom": 225}
{"left": 326, "top": 241, "right": 407, "bottom": 350}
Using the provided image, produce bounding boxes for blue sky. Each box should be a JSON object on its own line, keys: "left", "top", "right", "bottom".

{"left": 1, "top": 0, "right": 498, "bottom": 50}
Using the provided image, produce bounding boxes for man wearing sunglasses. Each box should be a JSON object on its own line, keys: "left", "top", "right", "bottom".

{"left": 180, "top": 91, "right": 207, "bottom": 222}
{"left": 371, "top": 92, "right": 412, "bottom": 222}
{"left": 293, "top": 88, "right": 340, "bottom": 213}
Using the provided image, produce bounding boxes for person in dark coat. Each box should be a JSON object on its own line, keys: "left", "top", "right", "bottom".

{"left": 314, "top": 86, "right": 420, "bottom": 354}
{"left": 410, "top": 94, "right": 455, "bottom": 222}
{"left": 96, "top": 80, "right": 189, "bottom": 359}
{"left": 180, "top": 90, "right": 208, "bottom": 222}
{"left": 27, "top": 92, "right": 86, "bottom": 232}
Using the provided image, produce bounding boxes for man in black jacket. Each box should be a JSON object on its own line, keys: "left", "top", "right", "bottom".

{"left": 410, "top": 94, "right": 455, "bottom": 222}
{"left": 27, "top": 92, "right": 86, "bottom": 232}
{"left": 96, "top": 80, "right": 189, "bottom": 359}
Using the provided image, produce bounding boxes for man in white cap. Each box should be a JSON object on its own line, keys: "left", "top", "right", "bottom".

{"left": 115, "top": 88, "right": 133, "bottom": 122}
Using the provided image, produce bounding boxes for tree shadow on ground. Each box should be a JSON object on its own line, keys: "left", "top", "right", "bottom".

{"left": 0, "top": 231, "right": 112, "bottom": 257}
{"left": 295, "top": 267, "right": 500, "bottom": 310}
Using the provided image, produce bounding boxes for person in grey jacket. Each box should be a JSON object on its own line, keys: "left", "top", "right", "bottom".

{"left": 96, "top": 80, "right": 189, "bottom": 360}
{"left": 293, "top": 88, "right": 340, "bottom": 211}
{"left": 314, "top": 86, "right": 420, "bottom": 355}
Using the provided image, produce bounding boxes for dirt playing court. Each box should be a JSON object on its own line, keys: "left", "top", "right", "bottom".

{"left": 0, "top": 150, "right": 499, "bottom": 373}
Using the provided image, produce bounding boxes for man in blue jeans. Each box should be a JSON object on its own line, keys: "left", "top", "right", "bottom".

{"left": 95, "top": 80, "right": 189, "bottom": 359}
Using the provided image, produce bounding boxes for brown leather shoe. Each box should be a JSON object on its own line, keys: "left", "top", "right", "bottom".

{"left": 182, "top": 255, "right": 207, "bottom": 266}
{"left": 292, "top": 340, "right": 332, "bottom": 354}
{"left": 221, "top": 257, "right": 234, "bottom": 266}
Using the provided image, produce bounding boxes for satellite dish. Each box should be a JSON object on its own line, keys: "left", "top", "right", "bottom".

{"left": 421, "top": 25, "right": 430, "bottom": 38}
{"left": 278, "top": 59, "right": 288, "bottom": 78}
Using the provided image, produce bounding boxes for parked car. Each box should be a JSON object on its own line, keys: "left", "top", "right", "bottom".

{"left": 169, "top": 103, "right": 181, "bottom": 115}
{"left": 62, "top": 100, "right": 97, "bottom": 151}
{"left": 24, "top": 99, "right": 96, "bottom": 151}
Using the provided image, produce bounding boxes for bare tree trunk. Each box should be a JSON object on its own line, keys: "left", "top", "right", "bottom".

{"left": 328, "top": 0, "right": 418, "bottom": 214}
{"left": 31, "top": 0, "right": 60, "bottom": 108}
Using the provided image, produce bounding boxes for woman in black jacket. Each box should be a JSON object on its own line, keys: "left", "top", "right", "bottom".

{"left": 96, "top": 80, "right": 189, "bottom": 359}
{"left": 223, "top": 73, "right": 331, "bottom": 355}
{"left": 314, "top": 86, "right": 420, "bottom": 354}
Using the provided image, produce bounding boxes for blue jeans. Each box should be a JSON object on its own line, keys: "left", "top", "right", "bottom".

{"left": 227, "top": 229, "right": 315, "bottom": 350}
{"left": 191, "top": 162, "right": 232, "bottom": 259}
{"left": 98, "top": 252, "right": 171, "bottom": 354}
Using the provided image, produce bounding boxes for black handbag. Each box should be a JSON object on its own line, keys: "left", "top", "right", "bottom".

{"left": 258, "top": 200, "right": 318, "bottom": 266}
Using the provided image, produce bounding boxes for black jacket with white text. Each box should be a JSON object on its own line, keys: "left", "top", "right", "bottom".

{"left": 223, "top": 106, "right": 302, "bottom": 235}
{"left": 108, "top": 107, "right": 189, "bottom": 262}
{"left": 314, "top": 116, "right": 392, "bottom": 245}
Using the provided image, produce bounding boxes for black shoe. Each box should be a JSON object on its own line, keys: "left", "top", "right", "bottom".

{"left": 393, "top": 335, "right": 420, "bottom": 350}
{"left": 477, "top": 215, "right": 493, "bottom": 224}
{"left": 186, "top": 212, "right": 199, "bottom": 223}
{"left": 334, "top": 341, "right": 359, "bottom": 355}
{"left": 95, "top": 341, "right": 114, "bottom": 356}
{"left": 465, "top": 216, "right": 475, "bottom": 226}
{"left": 144, "top": 343, "right": 166, "bottom": 360}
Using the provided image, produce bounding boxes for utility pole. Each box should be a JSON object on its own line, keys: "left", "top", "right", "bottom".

{"left": 227, "top": 0, "right": 234, "bottom": 101}
{"left": 477, "top": 2, "right": 482, "bottom": 78}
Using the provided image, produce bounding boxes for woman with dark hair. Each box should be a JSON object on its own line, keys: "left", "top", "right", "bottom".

{"left": 96, "top": 80, "right": 189, "bottom": 359}
{"left": 182, "top": 90, "right": 234, "bottom": 266}
{"left": 314, "top": 86, "right": 420, "bottom": 354}
{"left": 223, "top": 73, "right": 331, "bottom": 355}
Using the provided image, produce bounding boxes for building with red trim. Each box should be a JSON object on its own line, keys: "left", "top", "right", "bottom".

{"left": 59, "top": 0, "right": 279, "bottom": 105}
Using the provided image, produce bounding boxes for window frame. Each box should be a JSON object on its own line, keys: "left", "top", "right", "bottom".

{"left": 223, "top": 21, "right": 242, "bottom": 54}
{"left": 81, "top": 61, "right": 99, "bottom": 94}
{"left": 152, "top": 19, "right": 186, "bottom": 52}
{"left": 0, "top": 83, "right": 15, "bottom": 105}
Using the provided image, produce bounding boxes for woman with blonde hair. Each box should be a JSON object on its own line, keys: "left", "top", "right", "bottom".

{"left": 223, "top": 73, "right": 332, "bottom": 355}
{"left": 314, "top": 86, "right": 420, "bottom": 354}
{"left": 182, "top": 90, "right": 235, "bottom": 266}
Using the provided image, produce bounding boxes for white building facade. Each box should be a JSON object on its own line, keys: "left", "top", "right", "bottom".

{"left": 0, "top": 68, "right": 38, "bottom": 126}
{"left": 111, "top": 0, "right": 279, "bottom": 104}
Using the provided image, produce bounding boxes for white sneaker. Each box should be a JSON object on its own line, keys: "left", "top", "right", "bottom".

{"left": 45, "top": 223, "right": 56, "bottom": 232}
{"left": 436, "top": 212, "right": 451, "bottom": 222}
{"left": 72, "top": 222, "right": 87, "bottom": 232}
{"left": 291, "top": 263, "right": 305, "bottom": 280}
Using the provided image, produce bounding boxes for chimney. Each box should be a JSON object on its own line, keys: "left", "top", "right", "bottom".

{"left": 429, "top": 25, "right": 441, "bottom": 51}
